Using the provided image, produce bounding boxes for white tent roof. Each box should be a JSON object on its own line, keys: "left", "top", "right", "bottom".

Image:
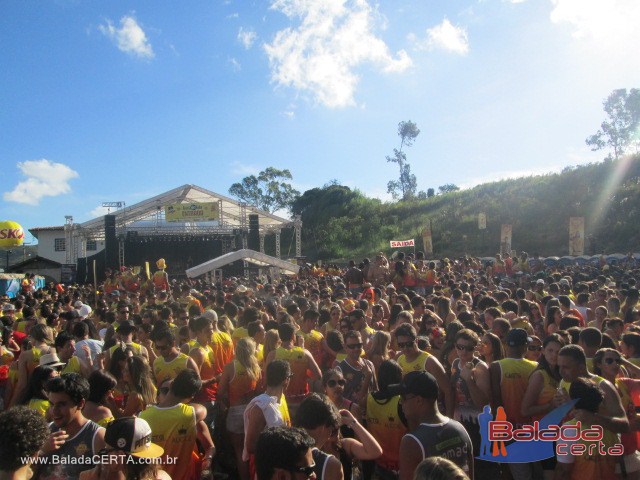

{"left": 72, "top": 184, "right": 292, "bottom": 239}
{"left": 186, "top": 249, "right": 299, "bottom": 277}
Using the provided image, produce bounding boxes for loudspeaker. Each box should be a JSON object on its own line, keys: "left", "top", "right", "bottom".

{"left": 248, "top": 214, "right": 259, "bottom": 251}
{"left": 104, "top": 215, "right": 118, "bottom": 269}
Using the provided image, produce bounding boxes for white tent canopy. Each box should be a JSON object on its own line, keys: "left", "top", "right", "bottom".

{"left": 186, "top": 249, "right": 299, "bottom": 278}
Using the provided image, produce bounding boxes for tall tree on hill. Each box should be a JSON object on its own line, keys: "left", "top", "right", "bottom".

{"left": 229, "top": 167, "right": 300, "bottom": 213}
{"left": 387, "top": 120, "right": 420, "bottom": 200}
{"left": 586, "top": 88, "right": 640, "bottom": 159}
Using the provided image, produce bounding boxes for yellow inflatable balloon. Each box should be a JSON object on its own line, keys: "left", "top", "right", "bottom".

{"left": 0, "top": 221, "right": 25, "bottom": 248}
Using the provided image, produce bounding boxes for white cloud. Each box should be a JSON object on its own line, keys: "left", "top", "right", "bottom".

{"left": 3, "top": 159, "right": 79, "bottom": 206}
{"left": 99, "top": 14, "right": 154, "bottom": 59}
{"left": 237, "top": 27, "right": 257, "bottom": 49}
{"left": 227, "top": 13, "right": 240, "bottom": 19}
{"left": 412, "top": 18, "right": 469, "bottom": 55}
{"left": 264, "top": 0, "right": 412, "bottom": 108}
{"left": 550, "top": 0, "right": 640, "bottom": 45}
{"left": 230, "top": 162, "right": 261, "bottom": 176}
{"left": 90, "top": 205, "right": 111, "bottom": 217}
{"left": 229, "top": 57, "right": 241, "bottom": 71}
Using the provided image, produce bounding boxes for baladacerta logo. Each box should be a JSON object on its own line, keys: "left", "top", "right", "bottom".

{"left": 476, "top": 401, "right": 624, "bottom": 463}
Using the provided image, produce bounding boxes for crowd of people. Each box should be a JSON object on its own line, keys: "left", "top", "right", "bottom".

{"left": 0, "top": 250, "right": 639, "bottom": 480}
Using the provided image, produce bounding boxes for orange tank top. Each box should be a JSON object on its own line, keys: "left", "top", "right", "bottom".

{"left": 228, "top": 360, "right": 258, "bottom": 406}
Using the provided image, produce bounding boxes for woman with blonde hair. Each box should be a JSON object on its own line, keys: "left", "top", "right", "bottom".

{"left": 262, "top": 329, "right": 281, "bottom": 368}
{"left": 219, "top": 337, "right": 262, "bottom": 480}
{"left": 10, "top": 323, "right": 55, "bottom": 407}
{"left": 414, "top": 457, "right": 469, "bottom": 480}
{"left": 366, "top": 330, "right": 391, "bottom": 376}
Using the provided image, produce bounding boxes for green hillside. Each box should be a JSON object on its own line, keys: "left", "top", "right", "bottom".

{"left": 291, "top": 155, "right": 640, "bottom": 261}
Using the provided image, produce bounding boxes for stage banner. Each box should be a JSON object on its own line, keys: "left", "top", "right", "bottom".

{"left": 390, "top": 239, "right": 415, "bottom": 248}
{"left": 478, "top": 213, "right": 487, "bottom": 230}
{"left": 569, "top": 217, "right": 585, "bottom": 255}
{"left": 421, "top": 224, "right": 433, "bottom": 256}
{"left": 500, "top": 224, "right": 512, "bottom": 255}
{"left": 164, "top": 202, "right": 219, "bottom": 222}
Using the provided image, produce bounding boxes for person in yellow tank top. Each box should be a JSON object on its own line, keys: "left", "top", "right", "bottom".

{"left": 20, "top": 364, "right": 58, "bottom": 421}
{"left": 489, "top": 329, "right": 538, "bottom": 426}
{"left": 219, "top": 338, "right": 261, "bottom": 480}
{"left": 104, "top": 320, "right": 149, "bottom": 370}
{"left": 394, "top": 323, "right": 452, "bottom": 415}
{"left": 189, "top": 316, "right": 219, "bottom": 403}
{"left": 265, "top": 323, "right": 322, "bottom": 417}
{"left": 54, "top": 332, "right": 94, "bottom": 378}
{"left": 521, "top": 333, "right": 565, "bottom": 423}
{"left": 365, "top": 359, "right": 407, "bottom": 477}
{"left": 140, "top": 369, "right": 215, "bottom": 480}
{"left": 151, "top": 328, "right": 198, "bottom": 386}
{"left": 554, "top": 344, "right": 629, "bottom": 436}
{"left": 11, "top": 323, "right": 55, "bottom": 407}
{"left": 83, "top": 370, "right": 117, "bottom": 428}
{"left": 300, "top": 310, "right": 324, "bottom": 364}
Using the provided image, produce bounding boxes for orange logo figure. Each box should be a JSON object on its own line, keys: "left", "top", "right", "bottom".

{"left": 492, "top": 406, "right": 508, "bottom": 457}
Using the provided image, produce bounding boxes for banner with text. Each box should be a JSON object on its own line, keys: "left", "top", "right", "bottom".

{"left": 390, "top": 239, "right": 415, "bottom": 248}
{"left": 421, "top": 225, "right": 433, "bottom": 256}
{"left": 164, "top": 202, "right": 219, "bottom": 222}
{"left": 478, "top": 213, "right": 487, "bottom": 230}
{"left": 569, "top": 217, "right": 585, "bottom": 255}
{"left": 500, "top": 224, "right": 512, "bottom": 255}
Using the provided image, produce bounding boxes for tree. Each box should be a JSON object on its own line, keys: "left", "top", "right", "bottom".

{"left": 438, "top": 184, "right": 460, "bottom": 194}
{"left": 229, "top": 167, "right": 300, "bottom": 213}
{"left": 387, "top": 120, "right": 420, "bottom": 200}
{"left": 427, "top": 188, "right": 435, "bottom": 198}
{"left": 586, "top": 88, "right": 640, "bottom": 159}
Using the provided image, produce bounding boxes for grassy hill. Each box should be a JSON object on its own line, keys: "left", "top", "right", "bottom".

{"left": 290, "top": 155, "right": 640, "bottom": 261}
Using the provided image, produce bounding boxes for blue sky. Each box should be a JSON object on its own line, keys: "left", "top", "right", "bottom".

{"left": 2, "top": 0, "right": 639, "bottom": 242}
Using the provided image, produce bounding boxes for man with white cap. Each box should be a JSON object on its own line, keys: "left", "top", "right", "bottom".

{"left": 79, "top": 416, "right": 170, "bottom": 480}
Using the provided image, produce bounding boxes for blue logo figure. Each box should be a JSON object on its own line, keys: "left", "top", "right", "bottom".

{"left": 476, "top": 399, "right": 578, "bottom": 463}
{"left": 478, "top": 405, "right": 492, "bottom": 457}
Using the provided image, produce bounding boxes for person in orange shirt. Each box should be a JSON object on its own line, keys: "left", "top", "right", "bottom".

{"left": 219, "top": 338, "right": 261, "bottom": 480}
{"left": 265, "top": 323, "right": 322, "bottom": 419}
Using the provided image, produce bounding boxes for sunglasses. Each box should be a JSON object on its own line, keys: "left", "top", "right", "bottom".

{"left": 287, "top": 464, "right": 316, "bottom": 477}
{"left": 327, "top": 379, "right": 346, "bottom": 388}
{"left": 398, "top": 340, "right": 415, "bottom": 348}
{"left": 527, "top": 345, "right": 542, "bottom": 352}
{"left": 346, "top": 343, "right": 363, "bottom": 349}
{"left": 604, "top": 357, "right": 622, "bottom": 365}
{"left": 455, "top": 344, "right": 475, "bottom": 352}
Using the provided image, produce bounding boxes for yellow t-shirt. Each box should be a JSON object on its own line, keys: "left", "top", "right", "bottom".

{"left": 366, "top": 394, "right": 407, "bottom": 471}
{"left": 232, "top": 327, "right": 249, "bottom": 347}
{"left": 28, "top": 398, "right": 50, "bottom": 417}
{"left": 497, "top": 357, "right": 537, "bottom": 425}
{"left": 61, "top": 356, "right": 81, "bottom": 375}
{"left": 140, "top": 403, "right": 197, "bottom": 480}
{"left": 154, "top": 353, "right": 190, "bottom": 386}
{"left": 397, "top": 351, "right": 431, "bottom": 375}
